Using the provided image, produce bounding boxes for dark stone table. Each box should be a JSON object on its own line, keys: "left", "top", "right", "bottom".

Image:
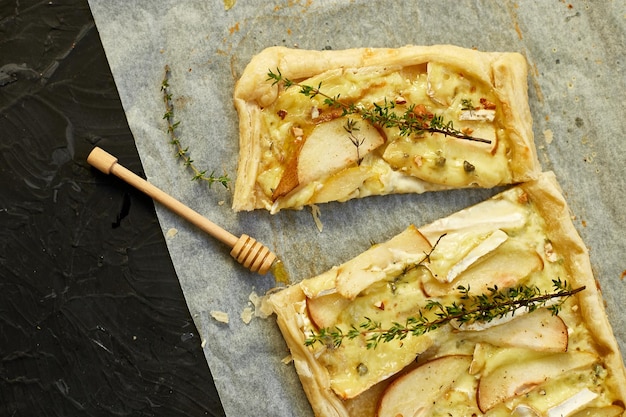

{"left": 0, "top": 1, "right": 226, "bottom": 415}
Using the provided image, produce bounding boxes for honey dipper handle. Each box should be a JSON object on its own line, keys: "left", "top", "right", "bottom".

{"left": 87, "top": 147, "right": 276, "bottom": 274}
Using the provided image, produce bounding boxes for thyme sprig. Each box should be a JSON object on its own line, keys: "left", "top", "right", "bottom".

{"left": 267, "top": 68, "right": 491, "bottom": 144}
{"left": 304, "top": 279, "right": 585, "bottom": 350}
{"left": 161, "top": 65, "right": 230, "bottom": 188}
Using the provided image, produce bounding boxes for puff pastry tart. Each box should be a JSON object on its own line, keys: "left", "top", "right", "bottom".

{"left": 268, "top": 172, "right": 626, "bottom": 417}
{"left": 232, "top": 45, "right": 540, "bottom": 212}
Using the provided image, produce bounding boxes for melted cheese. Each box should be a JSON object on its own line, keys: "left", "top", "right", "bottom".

{"left": 295, "top": 186, "right": 623, "bottom": 414}
{"left": 258, "top": 63, "right": 511, "bottom": 212}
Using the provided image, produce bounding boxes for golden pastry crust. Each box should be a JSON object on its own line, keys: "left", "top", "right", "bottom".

{"left": 520, "top": 173, "right": 626, "bottom": 407}
{"left": 233, "top": 45, "right": 540, "bottom": 212}
{"left": 268, "top": 172, "right": 626, "bottom": 417}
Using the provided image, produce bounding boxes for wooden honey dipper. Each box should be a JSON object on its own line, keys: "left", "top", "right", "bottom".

{"left": 87, "top": 147, "right": 277, "bottom": 275}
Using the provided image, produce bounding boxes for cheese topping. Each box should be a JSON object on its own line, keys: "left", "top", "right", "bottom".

{"left": 296, "top": 186, "right": 623, "bottom": 414}
{"left": 259, "top": 63, "right": 512, "bottom": 212}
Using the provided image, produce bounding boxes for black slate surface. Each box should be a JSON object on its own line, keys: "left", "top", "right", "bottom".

{"left": 0, "top": 1, "right": 226, "bottom": 415}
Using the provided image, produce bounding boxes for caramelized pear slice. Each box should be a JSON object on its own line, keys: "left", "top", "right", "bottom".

{"left": 297, "top": 116, "right": 384, "bottom": 185}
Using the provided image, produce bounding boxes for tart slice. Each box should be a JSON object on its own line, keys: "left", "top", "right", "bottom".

{"left": 233, "top": 45, "right": 540, "bottom": 212}
{"left": 268, "top": 172, "right": 626, "bottom": 417}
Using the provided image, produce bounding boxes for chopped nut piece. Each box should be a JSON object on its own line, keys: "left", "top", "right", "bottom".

{"left": 480, "top": 97, "right": 497, "bottom": 110}
{"left": 412, "top": 103, "right": 433, "bottom": 119}
{"left": 395, "top": 96, "right": 407, "bottom": 105}
{"left": 292, "top": 126, "right": 304, "bottom": 137}
{"left": 517, "top": 191, "right": 530, "bottom": 204}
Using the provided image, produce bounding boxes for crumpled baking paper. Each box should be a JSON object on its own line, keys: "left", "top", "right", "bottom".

{"left": 87, "top": 1, "right": 625, "bottom": 415}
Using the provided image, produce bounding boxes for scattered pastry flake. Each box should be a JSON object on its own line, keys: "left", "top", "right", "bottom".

{"left": 166, "top": 228, "right": 178, "bottom": 238}
{"left": 250, "top": 291, "right": 273, "bottom": 319}
{"left": 210, "top": 310, "right": 230, "bottom": 324}
{"left": 543, "top": 128, "right": 554, "bottom": 144}
{"left": 281, "top": 355, "right": 293, "bottom": 365}
{"left": 223, "top": 0, "right": 236, "bottom": 10}
{"left": 240, "top": 291, "right": 274, "bottom": 324}
{"left": 241, "top": 306, "right": 254, "bottom": 324}
{"left": 311, "top": 204, "right": 323, "bottom": 232}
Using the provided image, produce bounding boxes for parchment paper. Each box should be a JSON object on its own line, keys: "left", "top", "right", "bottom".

{"left": 87, "top": 1, "right": 625, "bottom": 415}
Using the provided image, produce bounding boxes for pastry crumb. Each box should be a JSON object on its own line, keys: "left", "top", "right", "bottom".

{"left": 241, "top": 306, "right": 254, "bottom": 324}
{"left": 210, "top": 310, "right": 230, "bottom": 324}
{"left": 311, "top": 204, "right": 323, "bottom": 232}
{"left": 543, "top": 129, "right": 554, "bottom": 144}
{"left": 249, "top": 291, "right": 273, "bottom": 319}
{"left": 166, "top": 228, "right": 178, "bottom": 238}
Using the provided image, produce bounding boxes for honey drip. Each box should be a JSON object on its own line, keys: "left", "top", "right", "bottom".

{"left": 270, "top": 259, "right": 290, "bottom": 285}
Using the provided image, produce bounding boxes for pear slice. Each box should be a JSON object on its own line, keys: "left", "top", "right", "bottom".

{"left": 477, "top": 351, "right": 598, "bottom": 412}
{"left": 377, "top": 355, "right": 472, "bottom": 417}
{"left": 272, "top": 136, "right": 306, "bottom": 200}
{"left": 310, "top": 165, "right": 372, "bottom": 204}
{"left": 300, "top": 267, "right": 338, "bottom": 299}
{"left": 458, "top": 308, "right": 569, "bottom": 352}
{"left": 469, "top": 343, "right": 492, "bottom": 375}
{"left": 297, "top": 116, "right": 384, "bottom": 185}
{"left": 306, "top": 292, "right": 351, "bottom": 330}
{"left": 335, "top": 225, "right": 431, "bottom": 300}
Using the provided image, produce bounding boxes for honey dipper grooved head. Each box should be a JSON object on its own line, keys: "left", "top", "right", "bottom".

{"left": 230, "top": 234, "right": 277, "bottom": 275}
